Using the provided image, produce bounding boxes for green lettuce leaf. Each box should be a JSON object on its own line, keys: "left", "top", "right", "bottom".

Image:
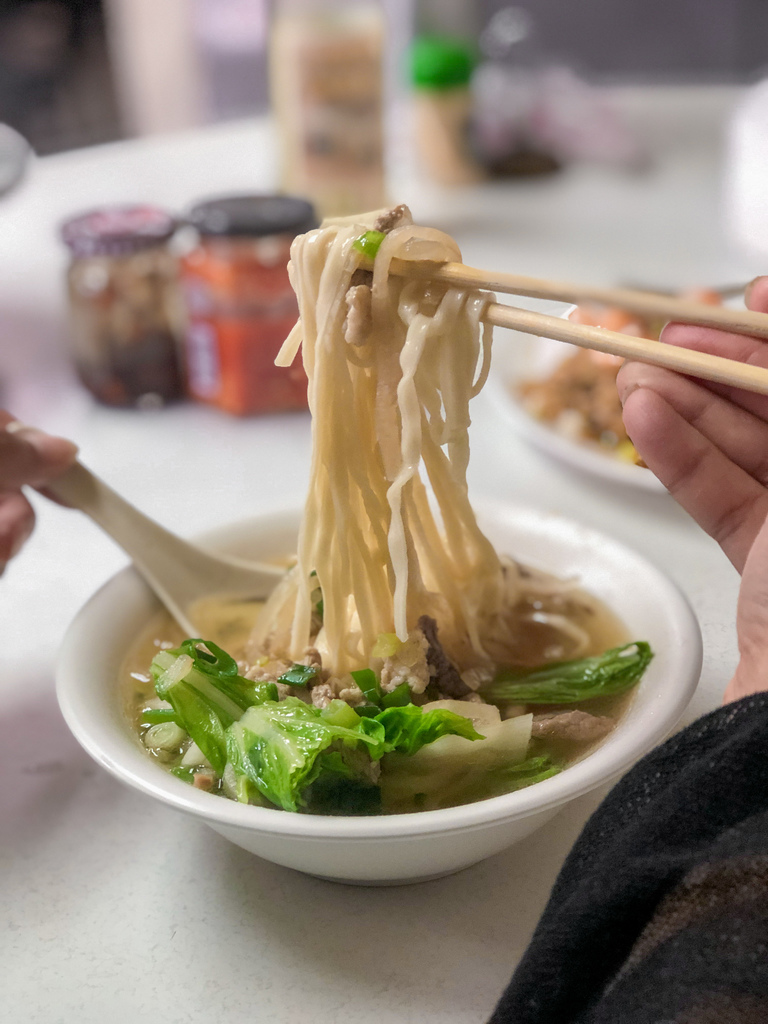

{"left": 375, "top": 704, "right": 482, "bottom": 755}
{"left": 226, "top": 698, "right": 387, "bottom": 812}
{"left": 381, "top": 752, "right": 561, "bottom": 813}
{"left": 481, "top": 642, "right": 653, "bottom": 704}
{"left": 151, "top": 640, "right": 277, "bottom": 774}
{"left": 224, "top": 697, "right": 484, "bottom": 812}
{"left": 495, "top": 754, "right": 562, "bottom": 791}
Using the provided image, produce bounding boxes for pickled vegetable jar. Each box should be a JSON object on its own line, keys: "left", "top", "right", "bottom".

{"left": 180, "top": 195, "right": 317, "bottom": 416}
{"left": 61, "top": 206, "right": 183, "bottom": 407}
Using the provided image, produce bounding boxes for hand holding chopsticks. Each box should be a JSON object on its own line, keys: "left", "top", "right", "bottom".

{"left": 394, "top": 259, "right": 768, "bottom": 396}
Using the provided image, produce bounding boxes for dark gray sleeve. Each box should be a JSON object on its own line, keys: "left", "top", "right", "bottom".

{"left": 489, "top": 693, "right": 768, "bottom": 1024}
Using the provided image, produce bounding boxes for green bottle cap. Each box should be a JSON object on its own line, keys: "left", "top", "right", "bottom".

{"left": 410, "top": 35, "right": 476, "bottom": 89}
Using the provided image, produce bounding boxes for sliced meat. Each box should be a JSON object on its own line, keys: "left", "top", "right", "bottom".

{"left": 350, "top": 268, "right": 373, "bottom": 287}
{"left": 417, "top": 614, "right": 471, "bottom": 698}
{"left": 301, "top": 646, "right": 322, "bottom": 669}
{"left": 244, "top": 657, "right": 291, "bottom": 684}
{"left": 193, "top": 770, "right": 217, "bottom": 792}
{"left": 531, "top": 710, "right": 614, "bottom": 743}
{"left": 374, "top": 203, "right": 412, "bottom": 233}
{"left": 338, "top": 683, "right": 366, "bottom": 706}
{"left": 344, "top": 284, "right": 372, "bottom": 346}
{"left": 311, "top": 682, "right": 335, "bottom": 709}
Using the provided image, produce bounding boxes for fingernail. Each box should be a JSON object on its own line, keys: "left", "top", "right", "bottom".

{"left": 11, "top": 425, "right": 78, "bottom": 462}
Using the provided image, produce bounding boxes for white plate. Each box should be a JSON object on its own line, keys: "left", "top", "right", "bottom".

{"left": 487, "top": 311, "right": 668, "bottom": 494}
{"left": 57, "top": 501, "right": 701, "bottom": 884}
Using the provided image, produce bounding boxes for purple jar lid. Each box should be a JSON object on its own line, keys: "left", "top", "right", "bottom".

{"left": 61, "top": 205, "right": 176, "bottom": 257}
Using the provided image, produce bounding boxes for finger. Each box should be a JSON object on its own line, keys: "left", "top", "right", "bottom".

{"left": 621, "top": 386, "right": 768, "bottom": 571}
{"left": 0, "top": 490, "right": 36, "bottom": 567}
{"left": 656, "top": 321, "right": 768, "bottom": 418}
{"left": 653, "top": 273, "right": 768, "bottom": 418}
{"left": 0, "top": 421, "right": 78, "bottom": 490}
{"left": 617, "top": 360, "right": 768, "bottom": 485}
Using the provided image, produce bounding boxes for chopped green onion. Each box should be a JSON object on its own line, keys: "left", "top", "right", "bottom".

{"left": 141, "top": 708, "right": 178, "bottom": 725}
{"left": 258, "top": 681, "right": 280, "bottom": 703}
{"left": 352, "top": 229, "right": 385, "bottom": 260}
{"left": 143, "top": 721, "right": 187, "bottom": 752}
{"left": 380, "top": 681, "right": 412, "bottom": 708}
{"left": 372, "top": 632, "right": 402, "bottom": 659}
{"left": 310, "top": 570, "right": 324, "bottom": 620}
{"left": 351, "top": 667, "right": 382, "bottom": 705}
{"left": 277, "top": 664, "right": 319, "bottom": 688}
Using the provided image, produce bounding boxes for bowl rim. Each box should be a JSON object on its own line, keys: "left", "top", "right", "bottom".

{"left": 56, "top": 501, "right": 703, "bottom": 840}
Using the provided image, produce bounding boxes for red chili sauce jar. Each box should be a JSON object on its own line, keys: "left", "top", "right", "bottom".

{"left": 180, "top": 195, "right": 317, "bottom": 416}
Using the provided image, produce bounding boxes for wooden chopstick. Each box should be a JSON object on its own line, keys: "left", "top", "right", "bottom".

{"left": 485, "top": 301, "right": 768, "bottom": 395}
{"left": 394, "top": 260, "right": 768, "bottom": 340}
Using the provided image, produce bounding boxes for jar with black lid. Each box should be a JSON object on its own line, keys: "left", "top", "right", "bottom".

{"left": 61, "top": 206, "right": 184, "bottom": 408}
{"left": 180, "top": 194, "right": 317, "bottom": 416}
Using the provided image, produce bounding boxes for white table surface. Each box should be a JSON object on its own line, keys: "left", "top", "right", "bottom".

{"left": 2, "top": 87, "right": 763, "bottom": 1023}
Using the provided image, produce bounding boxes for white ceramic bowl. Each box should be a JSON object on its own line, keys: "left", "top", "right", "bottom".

{"left": 57, "top": 502, "right": 702, "bottom": 885}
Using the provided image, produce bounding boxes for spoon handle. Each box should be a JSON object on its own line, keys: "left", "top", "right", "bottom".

{"left": 46, "top": 461, "right": 281, "bottom": 635}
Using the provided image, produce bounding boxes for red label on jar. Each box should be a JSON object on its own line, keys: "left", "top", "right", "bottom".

{"left": 185, "top": 313, "right": 307, "bottom": 416}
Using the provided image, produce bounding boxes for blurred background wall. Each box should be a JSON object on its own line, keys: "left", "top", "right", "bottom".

{"left": 2, "top": 0, "right": 768, "bottom": 156}
{"left": 481, "top": 0, "right": 768, "bottom": 81}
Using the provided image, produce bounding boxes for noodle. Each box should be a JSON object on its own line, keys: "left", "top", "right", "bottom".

{"left": 250, "top": 207, "right": 511, "bottom": 679}
{"left": 126, "top": 207, "right": 650, "bottom": 817}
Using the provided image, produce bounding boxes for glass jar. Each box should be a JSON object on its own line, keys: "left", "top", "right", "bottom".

{"left": 180, "top": 194, "right": 317, "bottom": 416}
{"left": 61, "top": 206, "right": 184, "bottom": 407}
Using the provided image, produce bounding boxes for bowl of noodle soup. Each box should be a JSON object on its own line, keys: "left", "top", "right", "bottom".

{"left": 57, "top": 208, "right": 701, "bottom": 882}
{"left": 57, "top": 499, "right": 701, "bottom": 884}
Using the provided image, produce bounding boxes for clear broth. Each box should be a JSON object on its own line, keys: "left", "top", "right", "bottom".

{"left": 122, "top": 576, "right": 635, "bottom": 810}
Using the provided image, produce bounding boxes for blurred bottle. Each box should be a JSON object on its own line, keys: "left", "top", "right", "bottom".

{"left": 415, "top": 0, "right": 479, "bottom": 40}
{"left": 410, "top": 35, "right": 482, "bottom": 186}
{"left": 471, "top": 7, "right": 560, "bottom": 177}
{"left": 270, "top": 0, "right": 386, "bottom": 217}
{"left": 472, "top": 7, "right": 639, "bottom": 176}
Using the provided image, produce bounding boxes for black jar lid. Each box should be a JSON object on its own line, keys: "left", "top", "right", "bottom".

{"left": 186, "top": 194, "right": 318, "bottom": 238}
{"left": 61, "top": 205, "right": 176, "bottom": 257}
